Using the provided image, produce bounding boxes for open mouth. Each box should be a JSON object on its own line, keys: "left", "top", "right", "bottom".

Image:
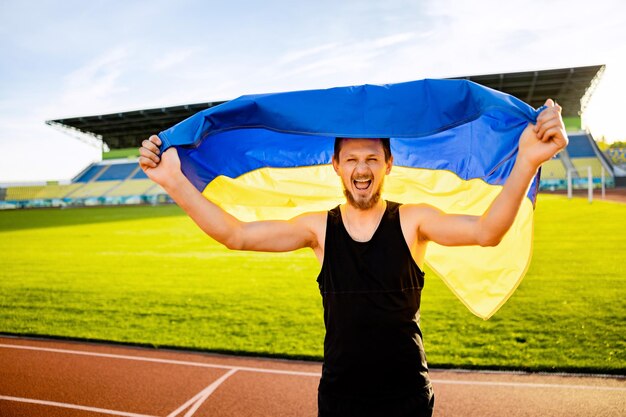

{"left": 353, "top": 178, "right": 372, "bottom": 191}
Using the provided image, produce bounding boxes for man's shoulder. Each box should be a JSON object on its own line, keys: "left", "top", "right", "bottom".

{"left": 292, "top": 210, "right": 328, "bottom": 251}
{"left": 292, "top": 210, "right": 328, "bottom": 228}
{"left": 398, "top": 202, "right": 439, "bottom": 212}
{"left": 398, "top": 202, "right": 441, "bottom": 224}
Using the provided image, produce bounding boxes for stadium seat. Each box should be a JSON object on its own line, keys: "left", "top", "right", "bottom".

{"left": 143, "top": 183, "right": 167, "bottom": 196}
{"left": 74, "top": 165, "right": 105, "bottom": 183}
{"left": 68, "top": 181, "right": 122, "bottom": 198}
{"left": 96, "top": 163, "right": 139, "bottom": 181}
{"left": 571, "top": 157, "right": 606, "bottom": 177}
{"left": 5, "top": 186, "right": 46, "bottom": 201}
{"left": 132, "top": 168, "right": 149, "bottom": 180}
{"left": 32, "top": 183, "right": 83, "bottom": 199}
{"left": 567, "top": 134, "right": 597, "bottom": 158}
{"left": 106, "top": 179, "right": 157, "bottom": 197}
{"left": 541, "top": 158, "right": 567, "bottom": 179}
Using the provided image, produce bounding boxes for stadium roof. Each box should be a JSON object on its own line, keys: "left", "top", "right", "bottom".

{"left": 48, "top": 64, "right": 604, "bottom": 150}
{"left": 450, "top": 64, "right": 604, "bottom": 116}
{"left": 47, "top": 102, "right": 226, "bottom": 150}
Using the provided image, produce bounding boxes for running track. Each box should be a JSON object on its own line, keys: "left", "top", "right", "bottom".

{"left": 1, "top": 336, "right": 624, "bottom": 416}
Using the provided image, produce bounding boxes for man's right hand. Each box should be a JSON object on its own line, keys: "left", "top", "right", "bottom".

{"left": 139, "top": 135, "right": 182, "bottom": 188}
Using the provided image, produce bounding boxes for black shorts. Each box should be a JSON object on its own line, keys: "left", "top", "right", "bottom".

{"left": 318, "top": 386, "right": 434, "bottom": 417}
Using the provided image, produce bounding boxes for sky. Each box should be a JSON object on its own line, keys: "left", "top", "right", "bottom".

{"left": 1, "top": 0, "right": 625, "bottom": 184}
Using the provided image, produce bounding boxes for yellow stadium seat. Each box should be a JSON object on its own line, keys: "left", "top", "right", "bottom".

{"left": 32, "top": 184, "right": 83, "bottom": 199}
{"left": 67, "top": 181, "right": 122, "bottom": 198}
{"left": 541, "top": 159, "right": 567, "bottom": 179}
{"left": 106, "top": 179, "right": 157, "bottom": 197}
{"left": 5, "top": 186, "right": 46, "bottom": 201}
{"left": 571, "top": 157, "right": 606, "bottom": 177}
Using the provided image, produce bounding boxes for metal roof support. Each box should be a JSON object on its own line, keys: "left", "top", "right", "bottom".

{"left": 525, "top": 71, "right": 538, "bottom": 104}
{"left": 580, "top": 65, "right": 606, "bottom": 115}
{"left": 556, "top": 68, "right": 575, "bottom": 99}
{"left": 45, "top": 120, "right": 109, "bottom": 152}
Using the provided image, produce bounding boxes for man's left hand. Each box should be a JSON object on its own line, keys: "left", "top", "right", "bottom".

{"left": 519, "top": 98, "right": 569, "bottom": 169}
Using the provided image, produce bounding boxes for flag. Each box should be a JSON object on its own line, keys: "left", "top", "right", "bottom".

{"left": 158, "top": 78, "right": 543, "bottom": 319}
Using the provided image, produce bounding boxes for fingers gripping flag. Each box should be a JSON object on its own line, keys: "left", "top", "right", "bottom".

{"left": 158, "top": 79, "right": 543, "bottom": 319}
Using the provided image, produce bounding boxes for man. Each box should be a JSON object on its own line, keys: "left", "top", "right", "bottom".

{"left": 139, "top": 99, "right": 567, "bottom": 416}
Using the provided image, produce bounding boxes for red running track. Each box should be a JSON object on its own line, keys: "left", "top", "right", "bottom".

{"left": 0, "top": 335, "right": 624, "bottom": 416}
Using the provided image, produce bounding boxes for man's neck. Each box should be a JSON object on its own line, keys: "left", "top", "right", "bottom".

{"left": 342, "top": 199, "right": 387, "bottom": 228}
{"left": 340, "top": 200, "right": 387, "bottom": 242}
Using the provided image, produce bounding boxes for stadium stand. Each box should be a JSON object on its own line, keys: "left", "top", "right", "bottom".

{"left": 143, "top": 183, "right": 167, "bottom": 196}
{"left": 557, "top": 150, "right": 578, "bottom": 178}
{"left": 539, "top": 155, "right": 569, "bottom": 191}
{"left": 5, "top": 186, "right": 47, "bottom": 201}
{"left": 606, "top": 148, "right": 626, "bottom": 166}
{"left": 541, "top": 157, "right": 567, "bottom": 180}
{"left": 569, "top": 133, "right": 613, "bottom": 173}
{"left": 32, "top": 183, "right": 83, "bottom": 199}
{"left": 571, "top": 157, "right": 606, "bottom": 177}
{"left": 64, "top": 160, "right": 165, "bottom": 201}
{"left": 0, "top": 158, "right": 172, "bottom": 209}
{"left": 132, "top": 168, "right": 149, "bottom": 179}
{"left": 566, "top": 134, "right": 596, "bottom": 158}
{"left": 96, "top": 162, "right": 138, "bottom": 181}
{"left": 106, "top": 179, "right": 158, "bottom": 197}
{"left": 538, "top": 132, "right": 616, "bottom": 190}
{"left": 74, "top": 165, "right": 105, "bottom": 183}
{"left": 67, "top": 180, "right": 123, "bottom": 199}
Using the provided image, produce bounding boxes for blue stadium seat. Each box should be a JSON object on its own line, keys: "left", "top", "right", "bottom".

{"left": 74, "top": 165, "right": 104, "bottom": 183}
{"left": 97, "top": 163, "right": 137, "bottom": 181}
{"left": 132, "top": 168, "right": 149, "bottom": 179}
{"left": 567, "top": 134, "right": 596, "bottom": 158}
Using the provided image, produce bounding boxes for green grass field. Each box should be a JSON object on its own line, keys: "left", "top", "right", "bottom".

{"left": 1, "top": 195, "right": 624, "bottom": 374}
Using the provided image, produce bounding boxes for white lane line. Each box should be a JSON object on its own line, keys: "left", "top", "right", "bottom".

{"left": 166, "top": 369, "right": 238, "bottom": 417}
{"left": 165, "top": 388, "right": 206, "bottom": 417}
{"left": 0, "top": 395, "right": 158, "bottom": 417}
{"left": 0, "top": 343, "right": 320, "bottom": 377}
{"left": 2, "top": 343, "right": 625, "bottom": 392}
{"left": 431, "top": 379, "right": 626, "bottom": 392}
{"left": 183, "top": 369, "right": 238, "bottom": 417}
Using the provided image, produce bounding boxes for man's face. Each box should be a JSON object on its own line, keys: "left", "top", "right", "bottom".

{"left": 332, "top": 139, "right": 393, "bottom": 210}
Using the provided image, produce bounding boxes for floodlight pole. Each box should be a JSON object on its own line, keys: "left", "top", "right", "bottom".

{"left": 587, "top": 166, "right": 593, "bottom": 203}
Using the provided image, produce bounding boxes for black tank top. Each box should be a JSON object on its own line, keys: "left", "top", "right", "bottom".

{"left": 317, "top": 201, "right": 430, "bottom": 400}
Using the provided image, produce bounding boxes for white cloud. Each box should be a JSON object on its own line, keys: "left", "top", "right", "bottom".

{"left": 277, "top": 43, "right": 340, "bottom": 66}
{"left": 152, "top": 48, "right": 197, "bottom": 72}
{"left": 371, "top": 32, "right": 416, "bottom": 48}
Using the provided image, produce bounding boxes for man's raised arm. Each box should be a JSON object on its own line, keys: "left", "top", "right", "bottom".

{"left": 410, "top": 99, "right": 568, "bottom": 247}
{"left": 139, "top": 135, "right": 323, "bottom": 253}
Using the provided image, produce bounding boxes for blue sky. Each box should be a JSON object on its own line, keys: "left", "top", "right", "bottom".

{"left": 1, "top": 0, "right": 625, "bottom": 183}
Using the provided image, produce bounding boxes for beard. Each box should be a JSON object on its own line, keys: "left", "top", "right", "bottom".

{"left": 343, "top": 179, "right": 383, "bottom": 210}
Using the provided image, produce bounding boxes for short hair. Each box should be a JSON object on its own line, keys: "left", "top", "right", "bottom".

{"left": 334, "top": 138, "right": 392, "bottom": 162}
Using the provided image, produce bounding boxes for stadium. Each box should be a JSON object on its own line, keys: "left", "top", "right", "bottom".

{"left": 1, "top": 66, "right": 625, "bottom": 417}
{"left": 1, "top": 64, "right": 625, "bottom": 209}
